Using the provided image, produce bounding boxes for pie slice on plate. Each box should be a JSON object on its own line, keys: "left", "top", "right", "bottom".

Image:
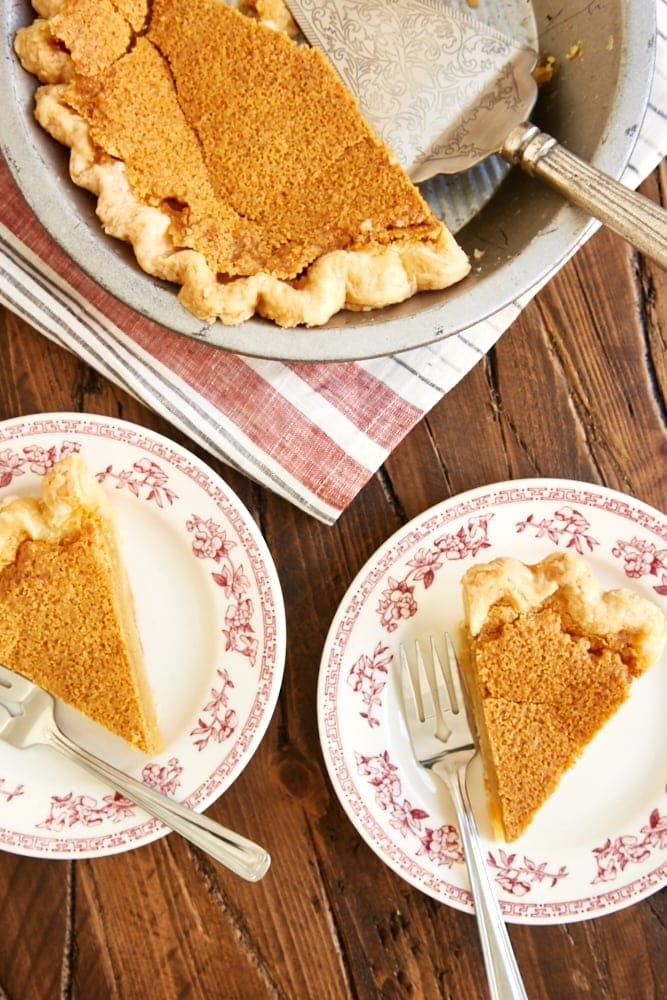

{"left": 460, "top": 552, "right": 667, "bottom": 841}
{"left": 0, "top": 454, "right": 161, "bottom": 754}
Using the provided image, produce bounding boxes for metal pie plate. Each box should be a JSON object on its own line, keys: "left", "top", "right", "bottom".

{"left": 0, "top": 0, "right": 656, "bottom": 361}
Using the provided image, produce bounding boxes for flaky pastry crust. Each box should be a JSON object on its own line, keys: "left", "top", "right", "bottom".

{"left": 462, "top": 551, "right": 667, "bottom": 671}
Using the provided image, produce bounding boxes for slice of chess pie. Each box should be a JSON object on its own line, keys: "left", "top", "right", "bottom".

{"left": 460, "top": 552, "right": 666, "bottom": 841}
{"left": 14, "top": 0, "right": 470, "bottom": 329}
{"left": 0, "top": 454, "right": 161, "bottom": 754}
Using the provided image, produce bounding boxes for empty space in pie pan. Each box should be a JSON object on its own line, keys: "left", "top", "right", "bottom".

{"left": 0, "top": 0, "right": 656, "bottom": 361}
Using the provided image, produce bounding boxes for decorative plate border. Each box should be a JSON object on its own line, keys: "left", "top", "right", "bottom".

{"left": 0, "top": 413, "right": 286, "bottom": 859}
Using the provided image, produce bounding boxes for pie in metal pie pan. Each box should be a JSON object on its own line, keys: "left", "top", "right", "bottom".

{"left": 0, "top": 0, "right": 656, "bottom": 360}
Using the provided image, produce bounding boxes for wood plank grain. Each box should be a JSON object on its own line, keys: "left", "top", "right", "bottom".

{"left": 0, "top": 164, "right": 664, "bottom": 1000}
{"left": 0, "top": 856, "right": 68, "bottom": 999}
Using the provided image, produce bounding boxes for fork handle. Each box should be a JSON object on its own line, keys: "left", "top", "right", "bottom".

{"left": 433, "top": 760, "right": 527, "bottom": 1000}
{"left": 47, "top": 729, "right": 270, "bottom": 882}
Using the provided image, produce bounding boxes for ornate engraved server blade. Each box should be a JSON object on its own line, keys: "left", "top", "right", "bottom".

{"left": 282, "top": 0, "right": 537, "bottom": 181}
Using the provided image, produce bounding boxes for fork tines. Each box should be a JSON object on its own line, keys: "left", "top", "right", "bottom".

{"left": 399, "top": 634, "right": 472, "bottom": 747}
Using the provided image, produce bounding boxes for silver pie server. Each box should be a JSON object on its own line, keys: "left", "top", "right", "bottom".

{"left": 283, "top": 0, "right": 667, "bottom": 268}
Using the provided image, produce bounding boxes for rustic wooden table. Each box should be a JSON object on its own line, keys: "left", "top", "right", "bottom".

{"left": 0, "top": 167, "right": 665, "bottom": 999}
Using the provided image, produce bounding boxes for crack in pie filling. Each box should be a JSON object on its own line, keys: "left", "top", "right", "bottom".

{"left": 460, "top": 552, "right": 667, "bottom": 842}
{"left": 14, "top": 0, "right": 471, "bottom": 329}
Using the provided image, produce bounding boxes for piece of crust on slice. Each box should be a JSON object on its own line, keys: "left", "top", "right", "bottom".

{"left": 0, "top": 454, "right": 161, "bottom": 755}
{"left": 460, "top": 552, "right": 667, "bottom": 842}
{"left": 14, "top": 0, "right": 470, "bottom": 329}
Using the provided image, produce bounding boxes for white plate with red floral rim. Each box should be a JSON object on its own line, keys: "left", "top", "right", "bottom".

{"left": 0, "top": 412, "right": 285, "bottom": 859}
{"left": 318, "top": 479, "right": 667, "bottom": 925}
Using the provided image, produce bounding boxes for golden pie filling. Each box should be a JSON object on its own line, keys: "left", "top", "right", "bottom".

{"left": 14, "top": 0, "right": 470, "bottom": 328}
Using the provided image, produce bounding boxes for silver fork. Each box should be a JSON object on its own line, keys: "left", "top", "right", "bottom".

{"left": 0, "top": 663, "right": 270, "bottom": 881}
{"left": 399, "top": 636, "right": 527, "bottom": 1000}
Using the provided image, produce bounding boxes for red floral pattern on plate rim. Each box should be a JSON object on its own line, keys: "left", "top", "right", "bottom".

{"left": 319, "top": 480, "right": 667, "bottom": 923}
{"left": 0, "top": 414, "right": 284, "bottom": 858}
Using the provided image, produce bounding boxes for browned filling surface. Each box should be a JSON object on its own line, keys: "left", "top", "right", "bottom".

{"left": 52, "top": 0, "right": 441, "bottom": 281}
{"left": 469, "top": 602, "right": 634, "bottom": 842}
{"left": 0, "top": 518, "right": 159, "bottom": 754}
